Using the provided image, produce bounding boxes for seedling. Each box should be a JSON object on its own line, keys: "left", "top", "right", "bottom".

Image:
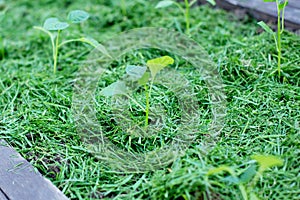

{"left": 207, "top": 154, "right": 284, "bottom": 200}
{"left": 121, "top": 0, "right": 127, "bottom": 16}
{"left": 258, "top": 0, "right": 288, "bottom": 77}
{"left": 155, "top": 0, "right": 216, "bottom": 36}
{"left": 34, "top": 10, "right": 110, "bottom": 73}
{"left": 0, "top": 37, "right": 4, "bottom": 60}
{"left": 100, "top": 56, "right": 174, "bottom": 128}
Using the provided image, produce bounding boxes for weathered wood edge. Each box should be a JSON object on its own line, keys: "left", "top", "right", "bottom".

{"left": 214, "top": 0, "right": 300, "bottom": 30}
{"left": 0, "top": 140, "right": 69, "bottom": 200}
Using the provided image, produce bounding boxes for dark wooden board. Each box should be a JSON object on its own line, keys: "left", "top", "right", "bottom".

{"left": 214, "top": 0, "right": 300, "bottom": 30}
{"left": 0, "top": 140, "right": 68, "bottom": 200}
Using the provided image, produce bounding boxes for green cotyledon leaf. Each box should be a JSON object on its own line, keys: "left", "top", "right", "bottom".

{"left": 146, "top": 56, "right": 174, "bottom": 78}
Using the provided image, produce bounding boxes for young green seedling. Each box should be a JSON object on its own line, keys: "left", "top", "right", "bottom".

{"left": 34, "top": 10, "right": 110, "bottom": 74}
{"left": 121, "top": 0, "right": 127, "bottom": 16}
{"left": 207, "top": 155, "right": 283, "bottom": 200}
{"left": 155, "top": 0, "right": 216, "bottom": 36}
{"left": 0, "top": 36, "right": 4, "bottom": 60}
{"left": 258, "top": 0, "right": 288, "bottom": 77}
{"left": 100, "top": 56, "right": 174, "bottom": 128}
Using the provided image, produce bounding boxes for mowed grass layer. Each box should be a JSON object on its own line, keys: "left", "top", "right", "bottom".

{"left": 0, "top": 0, "right": 299, "bottom": 199}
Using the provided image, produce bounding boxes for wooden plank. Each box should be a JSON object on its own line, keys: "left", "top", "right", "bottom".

{"left": 289, "top": 1, "right": 300, "bottom": 9}
{"left": 0, "top": 140, "right": 69, "bottom": 200}
{"left": 214, "top": 0, "right": 300, "bottom": 30}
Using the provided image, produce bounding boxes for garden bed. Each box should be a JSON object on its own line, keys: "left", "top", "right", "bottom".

{"left": 0, "top": 0, "right": 299, "bottom": 199}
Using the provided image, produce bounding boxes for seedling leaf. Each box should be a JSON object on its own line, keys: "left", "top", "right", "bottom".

{"left": 207, "top": 165, "right": 235, "bottom": 176}
{"left": 223, "top": 176, "right": 240, "bottom": 184}
{"left": 206, "top": 0, "right": 216, "bottom": 6}
{"left": 126, "top": 65, "right": 147, "bottom": 80}
{"left": 155, "top": 0, "right": 175, "bottom": 8}
{"left": 278, "top": 0, "right": 288, "bottom": 10}
{"left": 43, "top": 18, "right": 69, "bottom": 31}
{"left": 146, "top": 56, "right": 174, "bottom": 78}
{"left": 138, "top": 72, "right": 150, "bottom": 85}
{"left": 258, "top": 21, "right": 274, "bottom": 35}
{"left": 251, "top": 155, "right": 283, "bottom": 172}
{"left": 239, "top": 164, "right": 257, "bottom": 184}
{"left": 100, "top": 81, "right": 128, "bottom": 97}
{"left": 68, "top": 10, "right": 89, "bottom": 23}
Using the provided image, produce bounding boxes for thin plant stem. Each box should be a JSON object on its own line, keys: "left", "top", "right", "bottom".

{"left": 58, "top": 38, "right": 84, "bottom": 48}
{"left": 173, "top": 2, "right": 188, "bottom": 34}
{"left": 144, "top": 84, "right": 149, "bottom": 127}
{"left": 281, "top": 2, "right": 286, "bottom": 34}
{"left": 249, "top": 168, "right": 263, "bottom": 192}
{"left": 33, "top": 26, "right": 57, "bottom": 72}
{"left": 53, "top": 30, "right": 60, "bottom": 74}
{"left": 276, "top": 1, "right": 281, "bottom": 77}
{"left": 33, "top": 26, "right": 55, "bottom": 51}
{"left": 144, "top": 78, "right": 155, "bottom": 128}
{"left": 239, "top": 184, "right": 248, "bottom": 200}
{"left": 0, "top": 37, "right": 4, "bottom": 59}
{"left": 121, "top": 0, "right": 126, "bottom": 16}
{"left": 173, "top": 2, "right": 185, "bottom": 15}
{"left": 184, "top": 0, "right": 190, "bottom": 36}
